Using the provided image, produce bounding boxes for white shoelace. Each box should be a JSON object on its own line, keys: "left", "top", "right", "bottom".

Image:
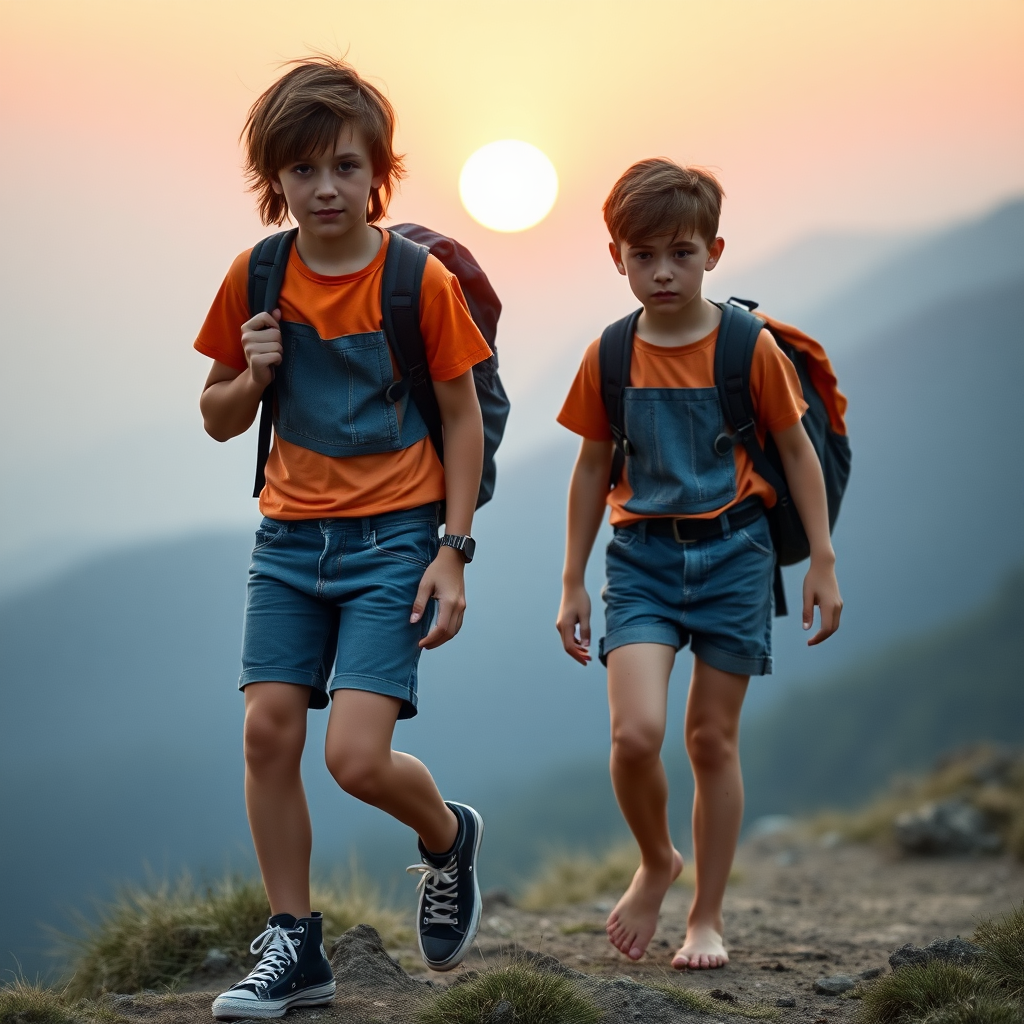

{"left": 238, "top": 923, "right": 302, "bottom": 990}
{"left": 407, "top": 855, "right": 460, "bottom": 926}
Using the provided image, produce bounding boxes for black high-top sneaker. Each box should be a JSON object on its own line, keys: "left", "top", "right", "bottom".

{"left": 406, "top": 801, "right": 484, "bottom": 971}
{"left": 211, "top": 911, "right": 335, "bottom": 1020}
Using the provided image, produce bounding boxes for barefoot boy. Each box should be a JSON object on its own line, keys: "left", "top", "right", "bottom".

{"left": 556, "top": 160, "right": 842, "bottom": 969}
{"left": 195, "top": 58, "right": 490, "bottom": 1018}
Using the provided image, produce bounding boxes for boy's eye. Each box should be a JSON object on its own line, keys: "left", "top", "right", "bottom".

{"left": 293, "top": 164, "right": 313, "bottom": 175}
{"left": 337, "top": 161, "right": 357, "bottom": 173}
{"left": 674, "top": 250, "right": 693, "bottom": 259}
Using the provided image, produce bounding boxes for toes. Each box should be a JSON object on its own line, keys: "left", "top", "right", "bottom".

{"left": 628, "top": 945, "right": 644, "bottom": 961}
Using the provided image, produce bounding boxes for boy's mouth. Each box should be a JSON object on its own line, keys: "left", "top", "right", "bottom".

{"left": 314, "top": 208, "right": 342, "bottom": 220}
{"left": 651, "top": 290, "right": 678, "bottom": 299}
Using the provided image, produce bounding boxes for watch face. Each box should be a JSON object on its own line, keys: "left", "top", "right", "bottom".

{"left": 462, "top": 537, "right": 476, "bottom": 563}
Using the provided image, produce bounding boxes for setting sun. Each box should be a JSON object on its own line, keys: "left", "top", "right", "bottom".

{"left": 458, "top": 140, "right": 559, "bottom": 233}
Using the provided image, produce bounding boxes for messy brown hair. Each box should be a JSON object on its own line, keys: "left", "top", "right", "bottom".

{"left": 242, "top": 55, "right": 406, "bottom": 226}
{"left": 603, "top": 159, "right": 724, "bottom": 247}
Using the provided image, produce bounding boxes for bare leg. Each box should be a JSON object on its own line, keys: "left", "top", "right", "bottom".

{"left": 324, "top": 689, "right": 458, "bottom": 854}
{"left": 604, "top": 643, "right": 684, "bottom": 961}
{"left": 672, "top": 657, "right": 749, "bottom": 970}
{"left": 243, "top": 682, "right": 314, "bottom": 919}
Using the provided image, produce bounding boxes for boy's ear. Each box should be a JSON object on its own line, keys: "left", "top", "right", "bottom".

{"left": 705, "top": 236, "right": 725, "bottom": 272}
{"left": 608, "top": 241, "right": 627, "bottom": 276}
{"left": 371, "top": 169, "right": 386, "bottom": 190}
{"left": 270, "top": 176, "right": 284, "bottom": 197}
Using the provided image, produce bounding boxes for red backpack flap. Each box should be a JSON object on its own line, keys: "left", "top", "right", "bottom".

{"left": 758, "top": 314, "right": 849, "bottom": 437}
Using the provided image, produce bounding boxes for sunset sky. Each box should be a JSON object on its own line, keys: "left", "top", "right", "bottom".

{"left": 1, "top": 0, "right": 1022, "bottom": 571}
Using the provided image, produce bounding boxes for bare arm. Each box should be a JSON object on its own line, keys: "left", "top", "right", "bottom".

{"left": 556, "top": 438, "right": 613, "bottom": 664}
{"left": 199, "top": 310, "right": 283, "bottom": 441}
{"left": 773, "top": 420, "right": 843, "bottom": 644}
{"left": 411, "top": 369, "right": 484, "bottom": 649}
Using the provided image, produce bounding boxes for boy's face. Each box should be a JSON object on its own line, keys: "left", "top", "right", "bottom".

{"left": 610, "top": 230, "right": 725, "bottom": 314}
{"left": 271, "top": 124, "right": 385, "bottom": 242}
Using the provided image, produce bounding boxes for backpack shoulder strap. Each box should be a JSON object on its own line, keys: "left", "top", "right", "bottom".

{"left": 599, "top": 308, "right": 641, "bottom": 490}
{"left": 714, "top": 301, "right": 790, "bottom": 502}
{"left": 380, "top": 230, "right": 444, "bottom": 465}
{"left": 248, "top": 229, "right": 297, "bottom": 498}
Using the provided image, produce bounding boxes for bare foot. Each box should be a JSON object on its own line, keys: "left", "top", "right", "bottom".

{"left": 671, "top": 921, "right": 729, "bottom": 969}
{"left": 606, "top": 849, "right": 683, "bottom": 961}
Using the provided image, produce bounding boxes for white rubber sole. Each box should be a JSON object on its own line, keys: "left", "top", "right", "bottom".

{"left": 419, "top": 803, "right": 484, "bottom": 972}
{"left": 211, "top": 979, "right": 336, "bottom": 1020}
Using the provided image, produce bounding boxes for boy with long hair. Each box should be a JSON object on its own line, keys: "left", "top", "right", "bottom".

{"left": 195, "top": 58, "right": 490, "bottom": 1018}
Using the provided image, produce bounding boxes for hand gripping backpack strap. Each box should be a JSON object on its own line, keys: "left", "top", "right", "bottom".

{"left": 599, "top": 308, "right": 642, "bottom": 491}
{"left": 380, "top": 231, "right": 445, "bottom": 465}
{"left": 248, "top": 228, "right": 297, "bottom": 498}
{"left": 714, "top": 301, "right": 791, "bottom": 615}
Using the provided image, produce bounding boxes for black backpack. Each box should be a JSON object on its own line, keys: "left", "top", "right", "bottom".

{"left": 599, "top": 298, "right": 851, "bottom": 615}
{"left": 246, "top": 225, "right": 510, "bottom": 509}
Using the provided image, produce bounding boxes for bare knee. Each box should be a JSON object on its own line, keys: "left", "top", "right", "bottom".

{"left": 685, "top": 722, "right": 736, "bottom": 774}
{"left": 326, "top": 746, "right": 389, "bottom": 803}
{"left": 244, "top": 703, "right": 305, "bottom": 775}
{"left": 611, "top": 721, "right": 663, "bottom": 766}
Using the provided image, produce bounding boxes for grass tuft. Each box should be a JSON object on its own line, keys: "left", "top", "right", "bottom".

{"left": 0, "top": 978, "right": 126, "bottom": 1024}
{"left": 62, "top": 869, "right": 408, "bottom": 999}
{"left": 856, "top": 961, "right": 994, "bottom": 1023}
{"left": 973, "top": 902, "right": 1024, "bottom": 1000}
{"left": 649, "top": 981, "right": 779, "bottom": 1020}
{"left": 418, "top": 961, "right": 601, "bottom": 1024}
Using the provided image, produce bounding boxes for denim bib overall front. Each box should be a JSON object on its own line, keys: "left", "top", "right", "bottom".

{"left": 273, "top": 322, "right": 428, "bottom": 458}
{"left": 622, "top": 386, "right": 737, "bottom": 516}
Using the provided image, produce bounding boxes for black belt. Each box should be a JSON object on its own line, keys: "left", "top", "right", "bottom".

{"left": 632, "top": 498, "right": 765, "bottom": 544}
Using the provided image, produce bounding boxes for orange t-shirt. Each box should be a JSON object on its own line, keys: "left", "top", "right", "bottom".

{"left": 557, "top": 327, "right": 808, "bottom": 526}
{"left": 195, "top": 231, "right": 492, "bottom": 519}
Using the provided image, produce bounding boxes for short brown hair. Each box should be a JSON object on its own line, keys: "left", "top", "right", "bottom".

{"left": 603, "top": 159, "right": 724, "bottom": 247}
{"left": 242, "top": 56, "right": 406, "bottom": 226}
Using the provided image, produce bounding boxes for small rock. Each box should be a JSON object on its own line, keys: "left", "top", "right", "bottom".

{"left": 201, "top": 948, "right": 233, "bottom": 973}
{"left": 487, "top": 999, "right": 514, "bottom": 1022}
{"left": 894, "top": 799, "right": 1002, "bottom": 855}
{"left": 762, "top": 961, "right": 792, "bottom": 972}
{"left": 776, "top": 996, "right": 797, "bottom": 1007}
{"left": 858, "top": 967, "right": 883, "bottom": 980}
{"left": 888, "top": 936, "right": 982, "bottom": 971}
{"left": 813, "top": 974, "right": 857, "bottom": 995}
{"left": 710, "top": 988, "right": 737, "bottom": 1002}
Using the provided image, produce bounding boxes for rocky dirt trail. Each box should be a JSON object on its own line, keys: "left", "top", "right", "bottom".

{"left": 107, "top": 834, "right": 1024, "bottom": 1023}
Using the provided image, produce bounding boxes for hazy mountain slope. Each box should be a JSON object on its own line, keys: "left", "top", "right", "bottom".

{"left": 711, "top": 230, "right": 908, "bottom": 326}
{"left": 800, "top": 196, "right": 1024, "bottom": 350}
{"left": 741, "top": 564, "right": 1024, "bottom": 816}
{"left": 822, "top": 274, "right": 1024, "bottom": 645}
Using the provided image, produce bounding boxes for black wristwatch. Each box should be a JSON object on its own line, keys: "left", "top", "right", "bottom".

{"left": 439, "top": 533, "right": 476, "bottom": 564}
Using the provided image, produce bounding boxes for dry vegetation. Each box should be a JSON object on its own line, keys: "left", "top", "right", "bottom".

{"left": 809, "top": 745, "right": 1024, "bottom": 855}
{"left": 0, "top": 979, "right": 127, "bottom": 1024}
{"left": 59, "top": 869, "right": 408, "bottom": 999}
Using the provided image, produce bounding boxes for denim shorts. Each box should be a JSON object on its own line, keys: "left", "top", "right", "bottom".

{"left": 599, "top": 511, "right": 775, "bottom": 676}
{"left": 240, "top": 504, "right": 441, "bottom": 718}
